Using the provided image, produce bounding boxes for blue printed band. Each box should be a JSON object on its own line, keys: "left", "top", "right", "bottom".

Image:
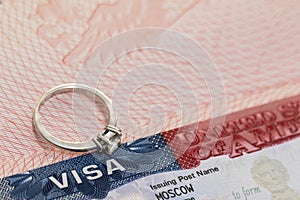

{"left": 0, "top": 134, "right": 181, "bottom": 199}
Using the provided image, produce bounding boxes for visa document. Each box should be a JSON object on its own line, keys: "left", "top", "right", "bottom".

{"left": 1, "top": 94, "right": 300, "bottom": 199}
{"left": 1, "top": 1, "right": 300, "bottom": 200}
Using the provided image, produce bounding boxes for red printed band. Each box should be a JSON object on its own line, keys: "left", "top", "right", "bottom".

{"left": 162, "top": 95, "right": 300, "bottom": 169}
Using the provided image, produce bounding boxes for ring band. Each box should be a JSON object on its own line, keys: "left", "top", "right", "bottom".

{"left": 33, "top": 83, "right": 121, "bottom": 154}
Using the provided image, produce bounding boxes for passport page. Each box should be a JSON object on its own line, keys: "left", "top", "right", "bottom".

{"left": 1, "top": 0, "right": 300, "bottom": 199}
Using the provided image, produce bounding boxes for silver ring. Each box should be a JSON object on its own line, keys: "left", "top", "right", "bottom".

{"left": 33, "top": 83, "right": 121, "bottom": 154}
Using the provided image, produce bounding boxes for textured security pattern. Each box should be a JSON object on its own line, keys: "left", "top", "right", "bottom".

{"left": 0, "top": 134, "right": 180, "bottom": 199}
{"left": 1, "top": 0, "right": 300, "bottom": 177}
{"left": 0, "top": 179, "right": 13, "bottom": 200}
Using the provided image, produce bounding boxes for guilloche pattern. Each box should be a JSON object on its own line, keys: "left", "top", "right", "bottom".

{"left": 1, "top": 0, "right": 300, "bottom": 178}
